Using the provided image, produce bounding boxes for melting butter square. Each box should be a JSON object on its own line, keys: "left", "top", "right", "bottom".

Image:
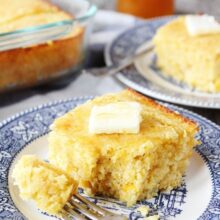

{"left": 89, "top": 102, "right": 142, "bottom": 134}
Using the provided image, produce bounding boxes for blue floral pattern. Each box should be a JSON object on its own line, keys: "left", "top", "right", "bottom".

{"left": 0, "top": 97, "right": 219, "bottom": 219}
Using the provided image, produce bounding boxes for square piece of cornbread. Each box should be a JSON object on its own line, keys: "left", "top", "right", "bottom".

{"left": 12, "top": 155, "right": 78, "bottom": 215}
{"left": 0, "top": 0, "right": 84, "bottom": 92}
{"left": 49, "top": 89, "right": 198, "bottom": 206}
{"left": 153, "top": 16, "right": 220, "bottom": 92}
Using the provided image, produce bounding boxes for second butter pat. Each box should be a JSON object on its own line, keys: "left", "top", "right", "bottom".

{"left": 185, "top": 15, "right": 220, "bottom": 36}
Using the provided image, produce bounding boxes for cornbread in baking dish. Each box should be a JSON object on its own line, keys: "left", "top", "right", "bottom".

{"left": 153, "top": 16, "right": 220, "bottom": 92}
{"left": 0, "top": 0, "right": 84, "bottom": 91}
{"left": 12, "top": 155, "right": 78, "bottom": 215}
{"left": 49, "top": 89, "right": 199, "bottom": 206}
{"left": 0, "top": 0, "right": 71, "bottom": 33}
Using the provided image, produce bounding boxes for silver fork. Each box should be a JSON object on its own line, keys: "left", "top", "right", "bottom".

{"left": 62, "top": 193, "right": 128, "bottom": 220}
{"left": 84, "top": 41, "right": 154, "bottom": 77}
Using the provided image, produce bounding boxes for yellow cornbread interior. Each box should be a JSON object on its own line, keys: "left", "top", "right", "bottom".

{"left": 49, "top": 90, "right": 198, "bottom": 206}
{"left": 0, "top": 0, "right": 71, "bottom": 33}
{"left": 12, "top": 155, "right": 78, "bottom": 215}
{"left": 153, "top": 16, "right": 220, "bottom": 92}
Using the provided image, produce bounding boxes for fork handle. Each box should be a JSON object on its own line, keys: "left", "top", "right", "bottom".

{"left": 108, "top": 42, "right": 154, "bottom": 76}
{"left": 85, "top": 41, "right": 154, "bottom": 77}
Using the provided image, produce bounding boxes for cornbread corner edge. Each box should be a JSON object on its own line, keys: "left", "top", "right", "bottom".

{"left": 12, "top": 155, "right": 78, "bottom": 215}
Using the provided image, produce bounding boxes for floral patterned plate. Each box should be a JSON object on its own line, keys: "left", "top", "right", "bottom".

{"left": 0, "top": 97, "right": 219, "bottom": 220}
{"left": 105, "top": 16, "right": 220, "bottom": 109}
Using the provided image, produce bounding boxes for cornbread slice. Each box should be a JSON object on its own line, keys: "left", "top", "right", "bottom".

{"left": 0, "top": 0, "right": 84, "bottom": 92}
{"left": 153, "top": 16, "right": 220, "bottom": 92}
{"left": 49, "top": 89, "right": 198, "bottom": 206}
{"left": 12, "top": 155, "right": 78, "bottom": 215}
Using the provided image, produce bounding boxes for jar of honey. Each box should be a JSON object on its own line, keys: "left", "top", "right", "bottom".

{"left": 117, "top": 0, "right": 174, "bottom": 19}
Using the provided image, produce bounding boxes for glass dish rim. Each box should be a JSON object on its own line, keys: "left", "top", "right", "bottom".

{"left": 0, "top": 0, "right": 97, "bottom": 38}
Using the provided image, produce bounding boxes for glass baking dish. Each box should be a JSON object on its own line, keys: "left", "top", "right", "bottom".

{"left": 0, "top": 0, "right": 97, "bottom": 92}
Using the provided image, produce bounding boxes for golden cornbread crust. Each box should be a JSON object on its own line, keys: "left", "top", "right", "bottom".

{"left": 126, "top": 89, "right": 198, "bottom": 131}
{"left": 49, "top": 89, "right": 199, "bottom": 206}
{"left": 0, "top": 0, "right": 84, "bottom": 92}
{"left": 0, "top": 29, "right": 83, "bottom": 91}
{"left": 12, "top": 155, "right": 78, "bottom": 215}
{"left": 153, "top": 16, "right": 220, "bottom": 92}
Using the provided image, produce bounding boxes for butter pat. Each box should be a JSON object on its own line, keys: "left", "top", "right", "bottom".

{"left": 89, "top": 102, "right": 142, "bottom": 134}
{"left": 185, "top": 15, "right": 220, "bottom": 36}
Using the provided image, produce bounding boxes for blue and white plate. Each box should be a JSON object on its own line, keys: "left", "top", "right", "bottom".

{"left": 0, "top": 97, "right": 220, "bottom": 220}
{"left": 105, "top": 16, "right": 220, "bottom": 109}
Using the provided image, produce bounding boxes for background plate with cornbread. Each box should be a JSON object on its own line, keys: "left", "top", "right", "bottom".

{"left": 0, "top": 96, "right": 219, "bottom": 219}
{"left": 105, "top": 16, "right": 220, "bottom": 108}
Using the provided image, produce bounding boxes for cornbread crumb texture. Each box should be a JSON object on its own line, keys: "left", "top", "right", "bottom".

{"left": 153, "top": 16, "right": 220, "bottom": 92}
{"left": 137, "top": 205, "right": 159, "bottom": 219}
{"left": 12, "top": 155, "right": 78, "bottom": 215}
{"left": 137, "top": 205, "right": 150, "bottom": 216}
{"left": 49, "top": 89, "right": 198, "bottom": 206}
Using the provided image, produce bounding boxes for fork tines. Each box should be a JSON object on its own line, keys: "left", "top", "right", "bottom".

{"left": 62, "top": 193, "right": 128, "bottom": 220}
